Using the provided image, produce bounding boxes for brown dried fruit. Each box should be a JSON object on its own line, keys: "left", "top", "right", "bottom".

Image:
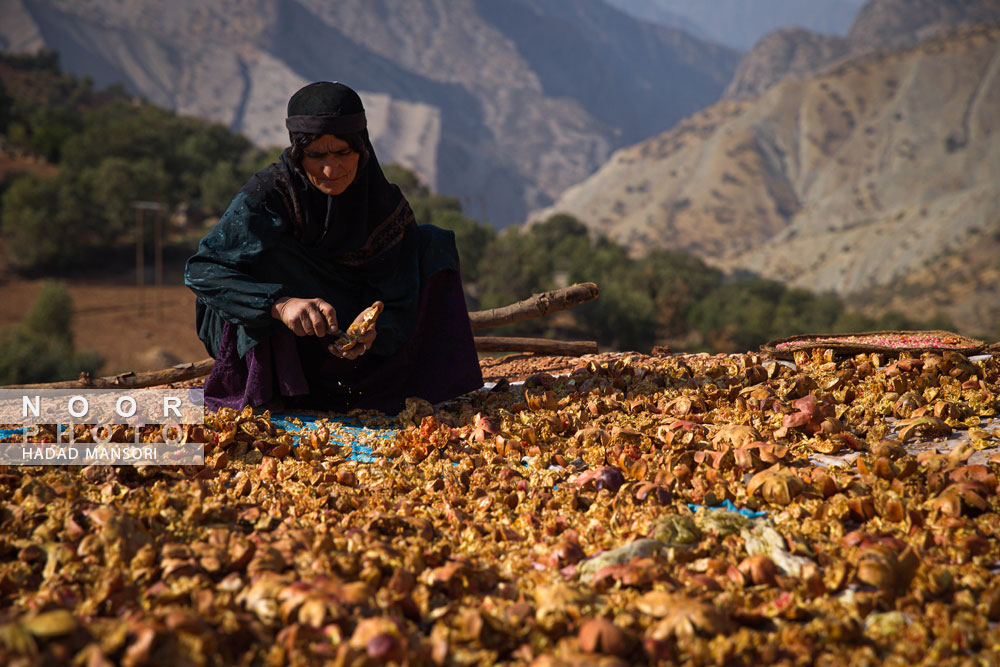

{"left": 644, "top": 596, "right": 732, "bottom": 639}
{"left": 578, "top": 617, "right": 626, "bottom": 656}
{"left": 737, "top": 555, "right": 778, "bottom": 586}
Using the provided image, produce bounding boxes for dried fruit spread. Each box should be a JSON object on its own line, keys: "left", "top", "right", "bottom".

{"left": 1, "top": 348, "right": 999, "bottom": 664}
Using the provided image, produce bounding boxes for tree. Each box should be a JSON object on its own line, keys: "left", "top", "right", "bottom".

{"left": 27, "top": 105, "right": 80, "bottom": 162}
{"left": 689, "top": 279, "right": 788, "bottom": 351}
{"left": 199, "top": 160, "right": 242, "bottom": 216}
{"left": 78, "top": 156, "right": 171, "bottom": 238}
{"left": 0, "top": 173, "right": 70, "bottom": 271}
{"left": 383, "top": 164, "right": 429, "bottom": 200}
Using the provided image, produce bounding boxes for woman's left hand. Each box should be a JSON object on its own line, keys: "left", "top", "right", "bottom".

{"left": 327, "top": 301, "right": 383, "bottom": 360}
{"left": 328, "top": 328, "right": 376, "bottom": 360}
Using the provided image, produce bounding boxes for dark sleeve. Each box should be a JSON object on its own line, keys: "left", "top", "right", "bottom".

{"left": 184, "top": 191, "right": 289, "bottom": 329}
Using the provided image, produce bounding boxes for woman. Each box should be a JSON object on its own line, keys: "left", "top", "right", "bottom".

{"left": 185, "top": 81, "right": 483, "bottom": 413}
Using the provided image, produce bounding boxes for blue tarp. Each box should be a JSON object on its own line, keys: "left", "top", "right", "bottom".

{"left": 270, "top": 413, "right": 396, "bottom": 463}
{"left": 687, "top": 498, "right": 767, "bottom": 519}
{"left": 1, "top": 416, "right": 396, "bottom": 464}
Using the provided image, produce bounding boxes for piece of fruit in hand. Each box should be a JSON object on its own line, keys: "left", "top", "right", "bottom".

{"left": 330, "top": 301, "right": 383, "bottom": 354}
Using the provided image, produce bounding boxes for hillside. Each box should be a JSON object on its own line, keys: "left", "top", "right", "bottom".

{"left": 533, "top": 24, "right": 1000, "bottom": 335}
{"left": 723, "top": 29, "right": 849, "bottom": 101}
{"left": 0, "top": 0, "right": 739, "bottom": 226}
{"left": 725, "top": 0, "right": 1000, "bottom": 100}
{"left": 604, "top": 0, "right": 865, "bottom": 51}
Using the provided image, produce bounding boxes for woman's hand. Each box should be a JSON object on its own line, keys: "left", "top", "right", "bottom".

{"left": 329, "top": 327, "right": 377, "bottom": 360}
{"left": 271, "top": 297, "right": 338, "bottom": 337}
{"left": 327, "top": 301, "right": 383, "bottom": 360}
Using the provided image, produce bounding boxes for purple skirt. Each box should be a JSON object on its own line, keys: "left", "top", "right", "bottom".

{"left": 203, "top": 270, "right": 483, "bottom": 414}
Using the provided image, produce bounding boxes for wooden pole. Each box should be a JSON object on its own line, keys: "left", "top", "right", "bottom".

{"left": 6, "top": 359, "right": 215, "bottom": 389}
{"left": 474, "top": 337, "right": 598, "bottom": 355}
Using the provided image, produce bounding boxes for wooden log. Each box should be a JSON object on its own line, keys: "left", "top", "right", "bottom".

{"left": 468, "top": 282, "right": 598, "bottom": 330}
{"left": 5, "top": 359, "right": 216, "bottom": 389}
{"left": 474, "top": 336, "right": 598, "bottom": 355}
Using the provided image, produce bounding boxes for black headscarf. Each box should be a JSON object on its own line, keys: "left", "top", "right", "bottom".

{"left": 247, "top": 81, "right": 416, "bottom": 275}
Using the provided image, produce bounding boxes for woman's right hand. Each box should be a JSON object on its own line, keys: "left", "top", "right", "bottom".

{"left": 271, "top": 297, "right": 338, "bottom": 337}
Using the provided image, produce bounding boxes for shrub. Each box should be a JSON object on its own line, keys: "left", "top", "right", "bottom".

{"left": 0, "top": 282, "right": 103, "bottom": 384}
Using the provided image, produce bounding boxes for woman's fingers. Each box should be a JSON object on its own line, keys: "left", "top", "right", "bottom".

{"left": 343, "top": 331, "right": 376, "bottom": 360}
{"left": 277, "top": 298, "right": 338, "bottom": 337}
{"left": 327, "top": 332, "right": 375, "bottom": 360}
{"left": 308, "top": 308, "right": 328, "bottom": 337}
{"left": 317, "top": 301, "right": 339, "bottom": 334}
{"left": 295, "top": 313, "right": 312, "bottom": 336}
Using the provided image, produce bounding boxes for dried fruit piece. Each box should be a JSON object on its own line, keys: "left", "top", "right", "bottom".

{"left": 746, "top": 465, "right": 805, "bottom": 505}
{"left": 643, "top": 596, "right": 733, "bottom": 639}
{"left": 578, "top": 618, "right": 626, "bottom": 656}
{"left": 331, "top": 301, "right": 383, "bottom": 353}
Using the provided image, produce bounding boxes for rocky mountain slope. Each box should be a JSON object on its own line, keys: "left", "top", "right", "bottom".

{"left": 0, "top": 0, "right": 738, "bottom": 226}
{"left": 725, "top": 0, "right": 1000, "bottom": 100}
{"left": 723, "top": 29, "right": 850, "bottom": 101}
{"left": 604, "top": 0, "right": 865, "bottom": 50}
{"left": 533, "top": 24, "right": 1000, "bottom": 333}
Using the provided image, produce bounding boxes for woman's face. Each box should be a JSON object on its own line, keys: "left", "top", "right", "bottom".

{"left": 301, "top": 134, "right": 360, "bottom": 196}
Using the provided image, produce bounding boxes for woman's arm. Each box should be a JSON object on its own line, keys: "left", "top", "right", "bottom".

{"left": 184, "top": 192, "right": 290, "bottom": 329}
{"left": 186, "top": 191, "right": 377, "bottom": 359}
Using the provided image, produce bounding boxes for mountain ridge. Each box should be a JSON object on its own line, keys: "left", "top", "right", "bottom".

{"left": 533, "top": 23, "right": 1000, "bottom": 333}
{"left": 0, "top": 0, "right": 739, "bottom": 226}
{"left": 725, "top": 0, "right": 1000, "bottom": 100}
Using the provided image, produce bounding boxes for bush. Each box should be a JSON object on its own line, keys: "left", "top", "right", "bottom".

{"left": 0, "top": 282, "right": 103, "bottom": 384}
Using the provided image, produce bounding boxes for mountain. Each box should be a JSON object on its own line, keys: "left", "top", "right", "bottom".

{"left": 723, "top": 29, "right": 849, "bottom": 100}
{"left": 532, "top": 24, "right": 1000, "bottom": 333}
{"left": 602, "top": 0, "right": 865, "bottom": 51}
{"left": 725, "top": 0, "right": 1000, "bottom": 99}
{"left": 848, "top": 0, "right": 1000, "bottom": 47}
{"left": 0, "top": 0, "right": 739, "bottom": 226}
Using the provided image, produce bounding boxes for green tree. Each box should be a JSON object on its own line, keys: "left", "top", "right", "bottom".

{"left": 78, "top": 156, "right": 171, "bottom": 237}
{"left": 383, "top": 164, "right": 429, "bottom": 200}
{"left": 477, "top": 226, "right": 554, "bottom": 314}
{"left": 689, "top": 279, "right": 787, "bottom": 351}
{"left": 641, "top": 250, "right": 723, "bottom": 337}
{"left": 199, "top": 160, "right": 243, "bottom": 216}
{"left": 0, "top": 173, "right": 70, "bottom": 271}
{"left": 27, "top": 105, "right": 80, "bottom": 161}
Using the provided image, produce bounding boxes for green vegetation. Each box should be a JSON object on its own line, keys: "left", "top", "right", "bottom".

{"left": 0, "top": 51, "right": 273, "bottom": 272}
{"left": 0, "top": 282, "right": 103, "bottom": 384}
